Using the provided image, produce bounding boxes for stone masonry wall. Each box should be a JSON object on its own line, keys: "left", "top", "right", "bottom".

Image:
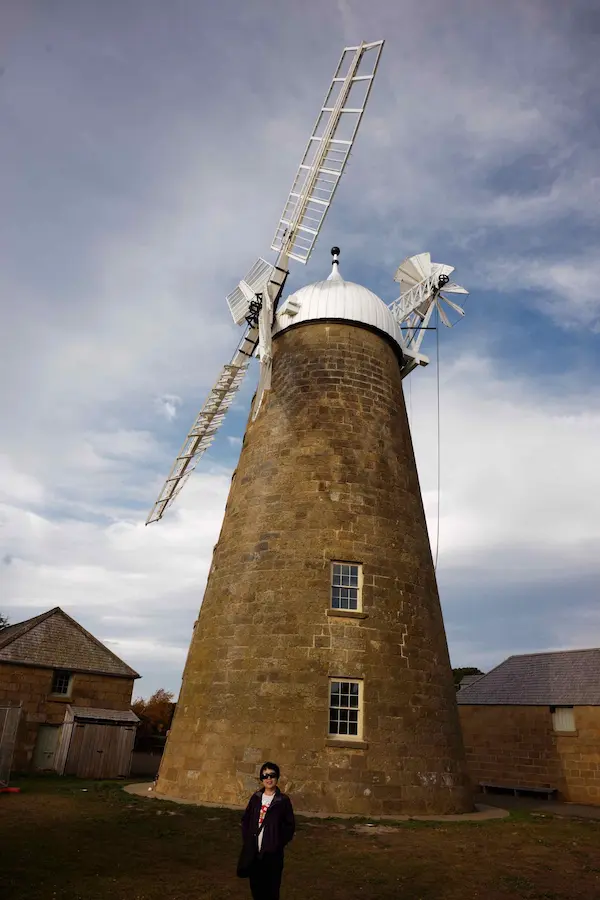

{"left": 0, "top": 662, "right": 134, "bottom": 771}
{"left": 157, "top": 321, "right": 472, "bottom": 815}
{"left": 459, "top": 705, "right": 600, "bottom": 805}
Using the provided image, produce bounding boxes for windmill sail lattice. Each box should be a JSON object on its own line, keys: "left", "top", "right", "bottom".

{"left": 272, "top": 42, "right": 384, "bottom": 264}
{"left": 146, "top": 342, "right": 254, "bottom": 525}
{"left": 146, "top": 40, "right": 385, "bottom": 524}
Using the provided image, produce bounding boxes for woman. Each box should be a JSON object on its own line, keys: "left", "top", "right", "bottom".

{"left": 240, "top": 761, "right": 295, "bottom": 900}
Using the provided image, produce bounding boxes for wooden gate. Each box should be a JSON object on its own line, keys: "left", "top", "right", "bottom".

{"left": 64, "top": 722, "right": 136, "bottom": 778}
{"left": 0, "top": 705, "right": 21, "bottom": 785}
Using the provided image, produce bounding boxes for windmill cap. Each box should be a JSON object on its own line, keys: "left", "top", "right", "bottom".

{"left": 273, "top": 258, "right": 403, "bottom": 352}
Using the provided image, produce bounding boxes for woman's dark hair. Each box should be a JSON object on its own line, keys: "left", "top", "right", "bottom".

{"left": 259, "top": 761, "right": 280, "bottom": 780}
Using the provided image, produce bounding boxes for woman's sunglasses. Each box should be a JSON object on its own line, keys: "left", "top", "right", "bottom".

{"left": 261, "top": 773, "right": 277, "bottom": 780}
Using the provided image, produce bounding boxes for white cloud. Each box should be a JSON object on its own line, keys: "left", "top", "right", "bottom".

{"left": 0, "top": 455, "right": 45, "bottom": 506}
{"left": 154, "top": 394, "right": 182, "bottom": 422}
{"left": 412, "top": 354, "right": 600, "bottom": 572}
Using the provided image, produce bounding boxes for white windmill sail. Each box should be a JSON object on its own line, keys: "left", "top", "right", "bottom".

{"left": 272, "top": 41, "right": 384, "bottom": 264}
{"left": 146, "top": 40, "right": 385, "bottom": 524}
{"left": 146, "top": 328, "right": 257, "bottom": 525}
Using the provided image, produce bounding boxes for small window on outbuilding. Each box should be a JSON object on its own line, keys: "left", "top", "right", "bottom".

{"left": 331, "top": 562, "right": 362, "bottom": 611}
{"left": 329, "top": 678, "right": 363, "bottom": 739}
{"left": 51, "top": 670, "right": 73, "bottom": 696}
{"left": 551, "top": 706, "right": 576, "bottom": 733}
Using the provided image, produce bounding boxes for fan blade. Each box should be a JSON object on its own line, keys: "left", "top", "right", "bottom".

{"left": 442, "top": 282, "right": 468, "bottom": 295}
{"left": 431, "top": 262, "right": 454, "bottom": 281}
{"left": 436, "top": 299, "right": 452, "bottom": 328}
{"left": 146, "top": 328, "right": 258, "bottom": 525}
{"left": 394, "top": 252, "right": 431, "bottom": 286}
{"left": 272, "top": 40, "right": 384, "bottom": 264}
{"left": 439, "top": 294, "right": 466, "bottom": 316}
{"left": 226, "top": 258, "right": 277, "bottom": 326}
{"left": 409, "top": 252, "right": 432, "bottom": 281}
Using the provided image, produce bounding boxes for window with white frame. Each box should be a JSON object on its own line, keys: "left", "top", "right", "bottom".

{"left": 331, "top": 562, "right": 362, "bottom": 611}
{"left": 551, "top": 706, "right": 576, "bottom": 733}
{"left": 329, "top": 679, "right": 362, "bottom": 739}
{"left": 51, "top": 670, "right": 73, "bottom": 696}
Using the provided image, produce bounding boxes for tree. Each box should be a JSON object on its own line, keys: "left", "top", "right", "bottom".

{"left": 0, "top": 612, "right": 9, "bottom": 630}
{"left": 132, "top": 688, "right": 176, "bottom": 735}
{"left": 452, "top": 667, "right": 484, "bottom": 689}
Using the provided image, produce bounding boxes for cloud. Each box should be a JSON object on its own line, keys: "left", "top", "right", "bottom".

{"left": 412, "top": 355, "right": 600, "bottom": 573}
{"left": 154, "top": 394, "right": 182, "bottom": 422}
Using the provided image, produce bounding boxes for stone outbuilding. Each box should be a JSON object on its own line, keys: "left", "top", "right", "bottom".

{"left": 457, "top": 648, "right": 600, "bottom": 805}
{"left": 0, "top": 607, "right": 139, "bottom": 777}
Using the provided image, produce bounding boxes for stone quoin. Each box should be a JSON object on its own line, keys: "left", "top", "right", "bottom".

{"left": 156, "top": 262, "right": 472, "bottom": 815}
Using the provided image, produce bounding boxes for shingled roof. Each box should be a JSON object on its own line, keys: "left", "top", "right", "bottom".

{"left": 0, "top": 608, "right": 139, "bottom": 679}
{"left": 456, "top": 648, "right": 600, "bottom": 706}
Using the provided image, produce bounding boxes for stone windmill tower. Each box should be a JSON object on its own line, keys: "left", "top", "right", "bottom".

{"left": 148, "top": 41, "right": 473, "bottom": 816}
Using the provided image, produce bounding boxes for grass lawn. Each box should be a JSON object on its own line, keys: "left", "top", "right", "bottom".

{"left": 1, "top": 777, "right": 599, "bottom": 899}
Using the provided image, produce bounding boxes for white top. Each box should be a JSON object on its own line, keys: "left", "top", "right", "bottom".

{"left": 273, "top": 262, "right": 404, "bottom": 352}
{"left": 258, "top": 791, "right": 275, "bottom": 851}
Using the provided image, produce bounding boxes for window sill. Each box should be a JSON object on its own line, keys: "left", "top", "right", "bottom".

{"left": 326, "top": 610, "right": 368, "bottom": 620}
{"left": 326, "top": 739, "right": 368, "bottom": 750}
{"left": 554, "top": 730, "right": 578, "bottom": 737}
{"left": 47, "top": 695, "right": 72, "bottom": 702}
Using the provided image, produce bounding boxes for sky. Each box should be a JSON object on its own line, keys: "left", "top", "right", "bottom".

{"left": 1, "top": 0, "right": 599, "bottom": 699}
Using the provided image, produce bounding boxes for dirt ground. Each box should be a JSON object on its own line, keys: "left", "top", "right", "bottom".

{"left": 1, "top": 777, "right": 599, "bottom": 900}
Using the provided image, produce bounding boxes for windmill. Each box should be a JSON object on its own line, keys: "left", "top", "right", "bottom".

{"left": 146, "top": 40, "right": 385, "bottom": 525}
{"left": 152, "top": 41, "right": 474, "bottom": 817}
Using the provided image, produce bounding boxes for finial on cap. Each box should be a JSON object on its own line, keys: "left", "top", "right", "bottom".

{"left": 327, "top": 246, "right": 343, "bottom": 282}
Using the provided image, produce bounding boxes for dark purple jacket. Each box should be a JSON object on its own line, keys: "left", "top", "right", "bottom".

{"left": 241, "top": 787, "right": 295, "bottom": 856}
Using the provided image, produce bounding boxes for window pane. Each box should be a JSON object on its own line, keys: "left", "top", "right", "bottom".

{"left": 552, "top": 707, "right": 576, "bottom": 732}
{"left": 52, "top": 671, "right": 71, "bottom": 694}
{"left": 329, "top": 679, "right": 361, "bottom": 738}
{"left": 331, "top": 563, "right": 361, "bottom": 610}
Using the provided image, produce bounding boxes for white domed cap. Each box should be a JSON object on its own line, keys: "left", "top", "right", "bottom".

{"left": 273, "top": 258, "right": 403, "bottom": 352}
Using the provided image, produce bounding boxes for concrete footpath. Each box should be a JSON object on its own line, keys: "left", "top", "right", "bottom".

{"left": 123, "top": 782, "right": 508, "bottom": 821}
{"left": 473, "top": 791, "right": 600, "bottom": 821}
{"left": 124, "top": 782, "right": 600, "bottom": 822}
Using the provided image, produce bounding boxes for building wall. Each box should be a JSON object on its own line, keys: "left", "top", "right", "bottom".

{"left": 157, "top": 320, "right": 471, "bottom": 816}
{"left": 0, "top": 662, "right": 135, "bottom": 771}
{"left": 458, "top": 705, "right": 600, "bottom": 805}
